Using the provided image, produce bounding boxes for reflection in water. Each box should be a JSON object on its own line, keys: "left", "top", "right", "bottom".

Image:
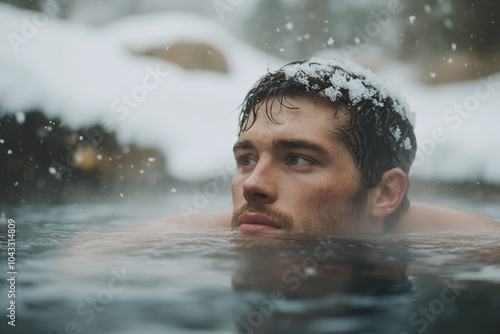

{"left": 230, "top": 233, "right": 413, "bottom": 333}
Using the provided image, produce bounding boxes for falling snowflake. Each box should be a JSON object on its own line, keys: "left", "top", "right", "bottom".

{"left": 15, "top": 111, "right": 25, "bottom": 124}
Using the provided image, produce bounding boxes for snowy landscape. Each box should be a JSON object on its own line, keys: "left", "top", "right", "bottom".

{"left": 1, "top": 2, "right": 500, "bottom": 185}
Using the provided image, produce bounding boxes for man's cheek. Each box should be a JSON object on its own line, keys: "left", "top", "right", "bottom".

{"left": 231, "top": 178, "right": 246, "bottom": 207}
{"left": 311, "top": 186, "right": 336, "bottom": 212}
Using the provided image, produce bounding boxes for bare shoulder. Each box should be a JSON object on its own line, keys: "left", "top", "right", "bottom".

{"left": 396, "top": 202, "right": 500, "bottom": 232}
{"left": 131, "top": 211, "right": 232, "bottom": 232}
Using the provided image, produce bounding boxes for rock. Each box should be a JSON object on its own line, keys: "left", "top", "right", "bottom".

{"left": 419, "top": 52, "right": 500, "bottom": 85}
{"left": 133, "top": 42, "right": 229, "bottom": 73}
{"left": 0, "top": 110, "right": 170, "bottom": 205}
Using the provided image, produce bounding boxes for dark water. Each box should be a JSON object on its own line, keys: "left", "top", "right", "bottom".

{"left": 1, "top": 192, "right": 500, "bottom": 334}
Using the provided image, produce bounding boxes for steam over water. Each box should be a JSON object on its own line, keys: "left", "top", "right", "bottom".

{"left": 1, "top": 191, "right": 499, "bottom": 334}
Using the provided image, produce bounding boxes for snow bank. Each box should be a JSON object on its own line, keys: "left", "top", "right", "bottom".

{"left": 1, "top": 4, "right": 500, "bottom": 184}
{"left": 0, "top": 5, "right": 284, "bottom": 180}
{"left": 381, "top": 64, "right": 500, "bottom": 184}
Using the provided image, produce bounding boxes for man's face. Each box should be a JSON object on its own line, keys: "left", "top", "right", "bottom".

{"left": 231, "top": 97, "right": 370, "bottom": 235}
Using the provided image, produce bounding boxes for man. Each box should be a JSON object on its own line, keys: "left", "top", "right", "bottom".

{"left": 146, "top": 58, "right": 498, "bottom": 234}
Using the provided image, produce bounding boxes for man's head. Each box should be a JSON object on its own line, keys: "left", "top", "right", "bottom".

{"left": 231, "top": 58, "right": 417, "bottom": 235}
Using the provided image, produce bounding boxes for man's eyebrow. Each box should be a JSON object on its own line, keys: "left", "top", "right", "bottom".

{"left": 233, "top": 138, "right": 330, "bottom": 155}
{"left": 273, "top": 139, "right": 329, "bottom": 155}
{"left": 233, "top": 139, "right": 254, "bottom": 152}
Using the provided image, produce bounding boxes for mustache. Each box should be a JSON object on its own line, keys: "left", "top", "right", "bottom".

{"left": 231, "top": 201, "right": 294, "bottom": 232}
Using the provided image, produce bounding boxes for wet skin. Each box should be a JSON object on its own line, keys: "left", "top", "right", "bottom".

{"left": 230, "top": 97, "right": 374, "bottom": 235}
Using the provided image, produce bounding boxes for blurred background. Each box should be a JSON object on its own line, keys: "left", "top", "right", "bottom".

{"left": 1, "top": 0, "right": 499, "bottom": 208}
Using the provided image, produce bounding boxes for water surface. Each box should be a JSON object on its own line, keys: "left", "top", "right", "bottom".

{"left": 1, "top": 191, "right": 500, "bottom": 334}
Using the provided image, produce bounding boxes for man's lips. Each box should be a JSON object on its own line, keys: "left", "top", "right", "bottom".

{"left": 237, "top": 212, "right": 282, "bottom": 233}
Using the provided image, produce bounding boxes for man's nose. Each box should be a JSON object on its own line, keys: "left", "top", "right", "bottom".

{"left": 242, "top": 159, "right": 277, "bottom": 203}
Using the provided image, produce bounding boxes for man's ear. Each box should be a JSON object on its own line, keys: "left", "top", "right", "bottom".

{"left": 370, "top": 168, "right": 408, "bottom": 219}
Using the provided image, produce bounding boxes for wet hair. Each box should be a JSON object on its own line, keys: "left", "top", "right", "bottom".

{"left": 238, "top": 58, "right": 417, "bottom": 230}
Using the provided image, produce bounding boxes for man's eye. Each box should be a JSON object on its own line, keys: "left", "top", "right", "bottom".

{"left": 288, "top": 156, "right": 312, "bottom": 166}
{"left": 241, "top": 156, "right": 257, "bottom": 166}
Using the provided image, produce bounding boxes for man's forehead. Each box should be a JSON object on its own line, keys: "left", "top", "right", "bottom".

{"left": 237, "top": 97, "right": 352, "bottom": 148}
{"left": 247, "top": 97, "right": 350, "bottom": 125}
{"left": 241, "top": 103, "right": 348, "bottom": 134}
